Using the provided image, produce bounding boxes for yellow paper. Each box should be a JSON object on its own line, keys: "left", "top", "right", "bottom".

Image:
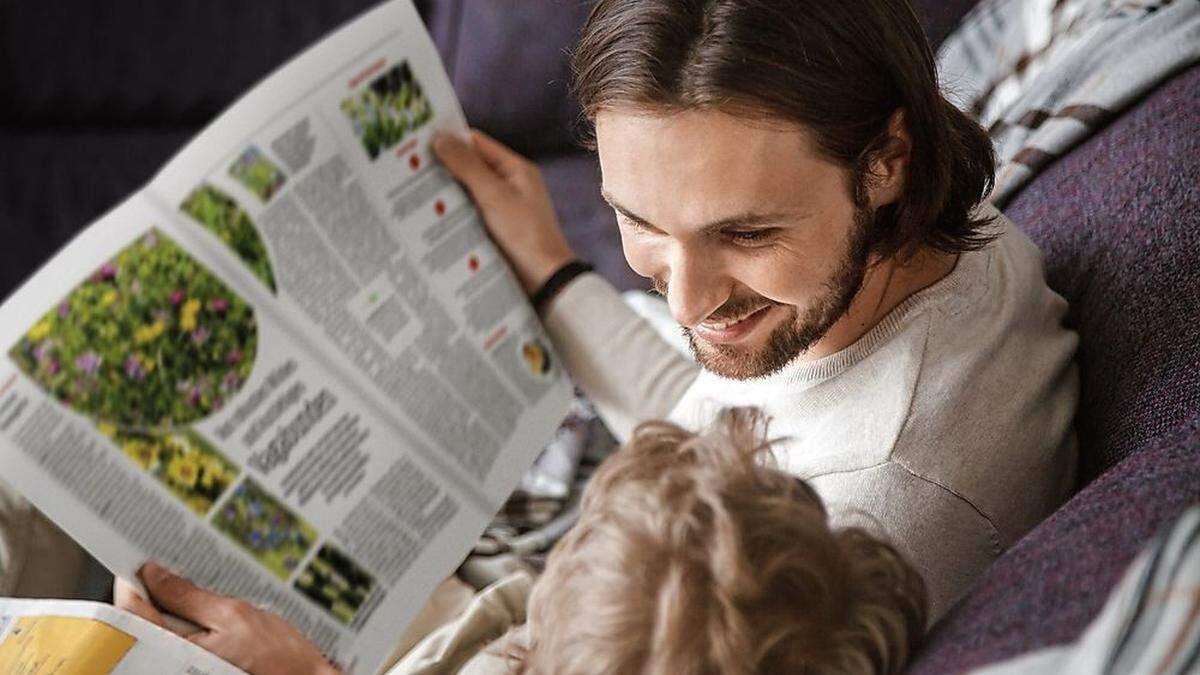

{"left": 0, "top": 615, "right": 136, "bottom": 674}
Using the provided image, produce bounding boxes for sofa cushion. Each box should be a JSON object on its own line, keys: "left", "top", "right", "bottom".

{"left": 536, "top": 153, "right": 644, "bottom": 292}
{"left": 422, "top": 0, "right": 589, "bottom": 158}
{"left": 908, "top": 418, "right": 1200, "bottom": 673}
{"left": 0, "top": 128, "right": 193, "bottom": 297}
{"left": 1005, "top": 64, "right": 1200, "bottom": 481}
{"left": 910, "top": 0, "right": 982, "bottom": 48}
{"left": 0, "top": 1, "right": 396, "bottom": 126}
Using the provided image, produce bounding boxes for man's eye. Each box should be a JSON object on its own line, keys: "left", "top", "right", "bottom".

{"left": 618, "top": 215, "right": 652, "bottom": 232}
{"left": 726, "top": 229, "right": 774, "bottom": 244}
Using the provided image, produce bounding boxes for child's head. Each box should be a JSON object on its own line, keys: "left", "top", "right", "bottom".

{"left": 519, "top": 407, "right": 927, "bottom": 674}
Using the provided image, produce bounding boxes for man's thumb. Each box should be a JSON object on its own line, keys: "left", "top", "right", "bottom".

{"left": 433, "top": 133, "right": 499, "bottom": 203}
{"left": 139, "top": 562, "right": 230, "bottom": 629}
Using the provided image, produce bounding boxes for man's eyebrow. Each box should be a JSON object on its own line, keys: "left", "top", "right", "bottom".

{"left": 600, "top": 188, "right": 797, "bottom": 235}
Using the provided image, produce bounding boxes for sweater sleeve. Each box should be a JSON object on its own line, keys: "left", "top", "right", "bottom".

{"left": 388, "top": 573, "right": 533, "bottom": 675}
{"left": 0, "top": 479, "right": 31, "bottom": 596}
{"left": 0, "top": 478, "right": 86, "bottom": 598}
{"left": 541, "top": 273, "right": 700, "bottom": 442}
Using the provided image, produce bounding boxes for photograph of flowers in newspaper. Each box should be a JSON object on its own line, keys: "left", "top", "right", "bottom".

{"left": 8, "top": 230, "right": 383, "bottom": 625}
{"left": 9, "top": 230, "right": 254, "bottom": 519}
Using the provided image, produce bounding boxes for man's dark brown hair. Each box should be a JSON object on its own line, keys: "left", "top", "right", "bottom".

{"left": 571, "top": 0, "right": 997, "bottom": 259}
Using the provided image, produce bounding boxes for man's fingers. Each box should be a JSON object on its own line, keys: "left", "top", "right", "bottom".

{"left": 139, "top": 562, "right": 238, "bottom": 629}
{"left": 470, "top": 129, "right": 533, "bottom": 179}
{"left": 187, "top": 630, "right": 224, "bottom": 654}
{"left": 114, "top": 577, "right": 167, "bottom": 628}
{"left": 432, "top": 133, "right": 503, "bottom": 204}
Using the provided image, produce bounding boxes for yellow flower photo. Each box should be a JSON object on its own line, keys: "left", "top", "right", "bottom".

{"left": 112, "top": 428, "right": 240, "bottom": 517}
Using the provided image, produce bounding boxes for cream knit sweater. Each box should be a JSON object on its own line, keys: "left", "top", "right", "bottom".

{"left": 542, "top": 210, "right": 1079, "bottom": 619}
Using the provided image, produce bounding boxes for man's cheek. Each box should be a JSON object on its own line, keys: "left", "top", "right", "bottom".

{"left": 738, "top": 260, "right": 818, "bottom": 308}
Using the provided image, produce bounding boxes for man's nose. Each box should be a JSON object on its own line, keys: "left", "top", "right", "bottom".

{"left": 666, "top": 248, "right": 728, "bottom": 327}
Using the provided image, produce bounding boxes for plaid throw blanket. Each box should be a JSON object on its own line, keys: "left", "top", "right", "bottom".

{"left": 937, "top": 0, "right": 1200, "bottom": 206}
{"left": 457, "top": 396, "right": 617, "bottom": 591}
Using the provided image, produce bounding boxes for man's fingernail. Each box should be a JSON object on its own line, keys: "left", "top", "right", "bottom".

{"left": 141, "top": 562, "right": 168, "bottom": 582}
{"left": 434, "top": 133, "right": 464, "bottom": 152}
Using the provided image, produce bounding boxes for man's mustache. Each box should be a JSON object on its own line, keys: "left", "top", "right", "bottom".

{"left": 652, "top": 277, "right": 782, "bottom": 324}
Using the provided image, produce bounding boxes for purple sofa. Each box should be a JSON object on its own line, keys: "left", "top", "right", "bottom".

{"left": 2, "top": 1, "right": 1196, "bottom": 671}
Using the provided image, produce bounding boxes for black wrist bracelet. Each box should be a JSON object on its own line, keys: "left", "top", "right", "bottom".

{"left": 531, "top": 260, "right": 594, "bottom": 315}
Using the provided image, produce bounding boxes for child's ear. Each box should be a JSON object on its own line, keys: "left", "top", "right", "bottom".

{"left": 866, "top": 109, "right": 912, "bottom": 208}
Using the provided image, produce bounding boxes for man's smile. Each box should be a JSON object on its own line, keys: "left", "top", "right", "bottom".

{"left": 692, "top": 305, "right": 776, "bottom": 344}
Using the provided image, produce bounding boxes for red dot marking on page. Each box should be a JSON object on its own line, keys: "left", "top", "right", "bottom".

{"left": 409, "top": 154, "right": 421, "bottom": 170}
{"left": 435, "top": 200, "right": 446, "bottom": 216}
{"left": 468, "top": 256, "right": 480, "bottom": 272}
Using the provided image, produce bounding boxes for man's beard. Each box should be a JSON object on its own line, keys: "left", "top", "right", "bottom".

{"left": 671, "top": 205, "right": 875, "bottom": 380}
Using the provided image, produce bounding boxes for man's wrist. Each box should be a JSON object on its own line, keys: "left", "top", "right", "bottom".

{"left": 521, "top": 249, "right": 578, "bottom": 294}
{"left": 531, "top": 259, "right": 594, "bottom": 315}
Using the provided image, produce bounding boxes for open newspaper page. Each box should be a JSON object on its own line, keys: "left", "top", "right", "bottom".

{"left": 0, "top": 1, "right": 572, "bottom": 673}
{"left": 0, "top": 598, "right": 244, "bottom": 675}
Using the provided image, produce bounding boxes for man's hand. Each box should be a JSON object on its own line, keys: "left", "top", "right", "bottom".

{"left": 433, "top": 130, "right": 576, "bottom": 293}
{"left": 114, "top": 563, "right": 340, "bottom": 675}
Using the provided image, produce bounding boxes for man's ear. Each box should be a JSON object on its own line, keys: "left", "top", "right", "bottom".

{"left": 866, "top": 109, "right": 911, "bottom": 208}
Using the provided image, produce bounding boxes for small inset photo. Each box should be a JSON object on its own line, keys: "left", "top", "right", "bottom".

{"left": 520, "top": 338, "right": 554, "bottom": 380}
{"left": 294, "top": 543, "right": 379, "bottom": 626}
{"left": 110, "top": 428, "right": 240, "bottom": 517}
{"left": 228, "top": 145, "right": 287, "bottom": 203}
{"left": 180, "top": 184, "right": 278, "bottom": 293}
{"left": 213, "top": 478, "right": 317, "bottom": 581}
{"left": 340, "top": 61, "right": 434, "bottom": 160}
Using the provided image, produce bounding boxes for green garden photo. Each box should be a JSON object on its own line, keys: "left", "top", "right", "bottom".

{"left": 340, "top": 61, "right": 434, "bottom": 160}
{"left": 180, "top": 184, "right": 278, "bottom": 293}
{"left": 9, "top": 229, "right": 259, "bottom": 429}
{"left": 228, "top": 146, "right": 287, "bottom": 203}
{"left": 214, "top": 478, "right": 318, "bottom": 581}
{"left": 294, "top": 543, "right": 378, "bottom": 625}
{"left": 107, "top": 427, "right": 241, "bottom": 517}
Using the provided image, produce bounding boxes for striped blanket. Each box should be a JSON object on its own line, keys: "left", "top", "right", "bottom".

{"left": 971, "top": 505, "right": 1200, "bottom": 674}
{"left": 937, "top": 0, "right": 1200, "bottom": 206}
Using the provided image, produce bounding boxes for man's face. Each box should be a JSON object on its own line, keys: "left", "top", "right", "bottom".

{"left": 596, "top": 109, "right": 875, "bottom": 380}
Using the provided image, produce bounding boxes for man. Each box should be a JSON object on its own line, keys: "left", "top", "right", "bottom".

{"left": 432, "top": 0, "right": 1078, "bottom": 619}
{"left": 115, "top": 0, "right": 1078, "bottom": 667}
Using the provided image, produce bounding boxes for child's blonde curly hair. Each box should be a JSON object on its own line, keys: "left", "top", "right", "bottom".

{"left": 516, "top": 407, "right": 927, "bottom": 674}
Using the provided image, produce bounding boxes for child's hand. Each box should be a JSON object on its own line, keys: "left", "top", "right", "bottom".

{"left": 114, "top": 562, "right": 340, "bottom": 675}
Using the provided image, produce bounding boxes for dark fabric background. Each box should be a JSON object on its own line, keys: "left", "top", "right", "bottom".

{"left": 0, "top": 0, "right": 644, "bottom": 297}
{"left": 0, "top": 1, "right": 401, "bottom": 125}
{"left": 0, "top": 0, "right": 398, "bottom": 297}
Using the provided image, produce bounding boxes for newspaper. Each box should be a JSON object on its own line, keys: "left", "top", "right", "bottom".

{"left": 0, "top": 1, "right": 572, "bottom": 673}
{"left": 0, "top": 599, "right": 244, "bottom": 674}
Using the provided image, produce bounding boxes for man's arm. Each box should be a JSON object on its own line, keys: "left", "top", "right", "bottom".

{"left": 542, "top": 273, "right": 698, "bottom": 441}
{"left": 433, "top": 131, "right": 698, "bottom": 440}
